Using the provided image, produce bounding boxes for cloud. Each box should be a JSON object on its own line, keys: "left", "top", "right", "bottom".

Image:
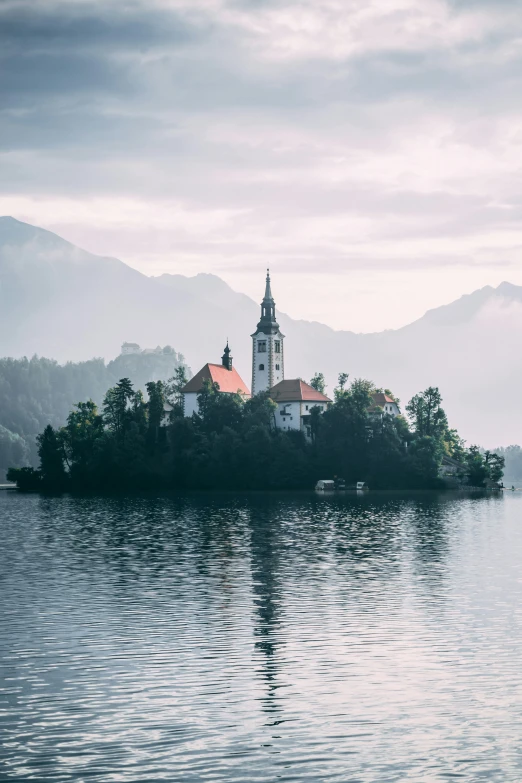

{"left": 2, "top": 0, "right": 522, "bottom": 329}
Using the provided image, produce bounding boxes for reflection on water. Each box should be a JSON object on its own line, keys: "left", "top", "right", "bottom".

{"left": 1, "top": 491, "right": 522, "bottom": 781}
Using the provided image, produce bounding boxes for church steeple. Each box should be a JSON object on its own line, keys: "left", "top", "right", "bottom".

{"left": 264, "top": 269, "right": 273, "bottom": 301}
{"left": 222, "top": 340, "right": 233, "bottom": 371}
{"left": 251, "top": 270, "right": 285, "bottom": 395}
{"left": 257, "top": 268, "right": 278, "bottom": 333}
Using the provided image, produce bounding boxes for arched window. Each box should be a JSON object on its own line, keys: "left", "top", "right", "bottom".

{"left": 259, "top": 363, "right": 265, "bottom": 371}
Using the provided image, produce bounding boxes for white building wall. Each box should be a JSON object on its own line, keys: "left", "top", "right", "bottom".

{"left": 183, "top": 392, "right": 199, "bottom": 418}
{"left": 301, "top": 402, "right": 326, "bottom": 416}
{"left": 121, "top": 344, "right": 141, "bottom": 355}
{"left": 273, "top": 401, "right": 327, "bottom": 434}
{"left": 251, "top": 331, "right": 284, "bottom": 395}
{"left": 274, "top": 401, "right": 300, "bottom": 431}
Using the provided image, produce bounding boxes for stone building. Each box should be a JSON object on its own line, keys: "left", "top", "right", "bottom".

{"left": 181, "top": 343, "right": 250, "bottom": 417}
{"left": 369, "top": 392, "right": 401, "bottom": 418}
{"left": 269, "top": 379, "right": 331, "bottom": 439}
{"left": 121, "top": 342, "right": 141, "bottom": 355}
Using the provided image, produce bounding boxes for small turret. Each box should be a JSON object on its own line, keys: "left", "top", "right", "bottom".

{"left": 222, "top": 341, "right": 233, "bottom": 371}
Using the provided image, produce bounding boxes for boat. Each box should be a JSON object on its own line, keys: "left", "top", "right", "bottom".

{"left": 315, "top": 480, "right": 336, "bottom": 491}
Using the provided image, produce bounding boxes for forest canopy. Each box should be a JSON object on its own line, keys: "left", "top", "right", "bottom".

{"left": 0, "top": 350, "right": 189, "bottom": 480}
{"left": 8, "top": 374, "right": 505, "bottom": 493}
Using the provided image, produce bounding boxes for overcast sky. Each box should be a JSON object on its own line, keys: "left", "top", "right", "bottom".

{"left": 2, "top": 0, "right": 522, "bottom": 331}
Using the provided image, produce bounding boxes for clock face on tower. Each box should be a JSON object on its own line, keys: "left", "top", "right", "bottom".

{"left": 251, "top": 271, "right": 284, "bottom": 395}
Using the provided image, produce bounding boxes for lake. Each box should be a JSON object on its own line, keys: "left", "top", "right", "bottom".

{"left": 1, "top": 490, "right": 522, "bottom": 782}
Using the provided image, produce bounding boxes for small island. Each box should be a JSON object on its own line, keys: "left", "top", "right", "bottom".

{"left": 8, "top": 275, "right": 504, "bottom": 494}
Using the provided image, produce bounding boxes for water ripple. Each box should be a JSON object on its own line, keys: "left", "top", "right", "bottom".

{"left": 1, "top": 491, "right": 522, "bottom": 781}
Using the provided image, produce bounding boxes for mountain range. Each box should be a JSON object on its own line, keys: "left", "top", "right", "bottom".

{"left": 1, "top": 215, "right": 520, "bottom": 447}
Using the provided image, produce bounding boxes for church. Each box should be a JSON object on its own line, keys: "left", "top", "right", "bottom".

{"left": 181, "top": 271, "right": 331, "bottom": 437}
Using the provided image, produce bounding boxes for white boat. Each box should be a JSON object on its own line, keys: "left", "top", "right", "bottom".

{"left": 315, "top": 480, "right": 336, "bottom": 491}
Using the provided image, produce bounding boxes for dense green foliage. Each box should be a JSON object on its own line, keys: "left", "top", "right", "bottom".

{"left": 404, "top": 387, "right": 505, "bottom": 489}
{"left": 8, "top": 374, "right": 505, "bottom": 492}
{"left": 0, "top": 351, "right": 189, "bottom": 479}
{"left": 309, "top": 372, "right": 326, "bottom": 394}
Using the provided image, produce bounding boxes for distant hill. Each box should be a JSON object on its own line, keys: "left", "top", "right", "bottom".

{"left": 108, "top": 347, "right": 189, "bottom": 392}
{"left": 1, "top": 215, "right": 521, "bottom": 447}
{"left": 0, "top": 350, "right": 188, "bottom": 480}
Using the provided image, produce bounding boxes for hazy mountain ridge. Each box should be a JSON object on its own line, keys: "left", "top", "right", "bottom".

{"left": 1, "top": 216, "right": 520, "bottom": 446}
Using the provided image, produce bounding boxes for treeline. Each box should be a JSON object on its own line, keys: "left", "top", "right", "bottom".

{"left": 0, "top": 350, "right": 188, "bottom": 480}
{"left": 8, "top": 373, "right": 504, "bottom": 492}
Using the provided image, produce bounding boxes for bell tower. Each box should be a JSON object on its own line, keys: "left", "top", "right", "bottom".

{"left": 221, "top": 341, "right": 233, "bottom": 371}
{"left": 251, "top": 270, "right": 284, "bottom": 395}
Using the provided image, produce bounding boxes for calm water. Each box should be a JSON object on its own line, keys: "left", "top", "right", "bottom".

{"left": 1, "top": 491, "right": 522, "bottom": 782}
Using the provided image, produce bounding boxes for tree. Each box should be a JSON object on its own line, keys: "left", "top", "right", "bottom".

{"left": 61, "top": 400, "right": 104, "bottom": 481}
{"left": 146, "top": 381, "right": 166, "bottom": 448}
{"left": 18, "top": 366, "right": 480, "bottom": 493}
{"left": 243, "top": 392, "right": 277, "bottom": 432}
{"left": 165, "top": 366, "right": 188, "bottom": 415}
{"left": 308, "top": 405, "right": 323, "bottom": 444}
{"left": 131, "top": 389, "right": 148, "bottom": 434}
{"left": 350, "top": 378, "right": 375, "bottom": 408}
{"left": 146, "top": 381, "right": 165, "bottom": 430}
{"left": 484, "top": 450, "right": 505, "bottom": 484}
{"left": 0, "top": 355, "right": 110, "bottom": 479}
{"left": 444, "top": 428, "right": 466, "bottom": 461}
{"left": 103, "top": 378, "right": 135, "bottom": 437}
{"left": 406, "top": 387, "right": 448, "bottom": 440}
{"left": 196, "top": 380, "right": 244, "bottom": 434}
{"left": 37, "top": 424, "right": 67, "bottom": 487}
{"left": 310, "top": 373, "right": 326, "bottom": 395}
{"left": 317, "top": 378, "right": 376, "bottom": 481}
{"left": 6, "top": 466, "right": 42, "bottom": 491}
{"left": 406, "top": 435, "right": 444, "bottom": 487}
{"left": 196, "top": 379, "right": 221, "bottom": 423}
{"left": 465, "top": 445, "right": 489, "bottom": 487}
{"left": 334, "top": 372, "right": 350, "bottom": 402}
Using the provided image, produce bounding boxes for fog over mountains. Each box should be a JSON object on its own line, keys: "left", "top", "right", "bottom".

{"left": 1, "top": 216, "right": 519, "bottom": 447}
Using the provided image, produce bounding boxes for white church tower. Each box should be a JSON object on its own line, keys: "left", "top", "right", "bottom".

{"left": 251, "top": 270, "right": 285, "bottom": 395}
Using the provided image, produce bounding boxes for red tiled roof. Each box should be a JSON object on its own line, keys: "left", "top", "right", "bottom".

{"left": 369, "top": 392, "right": 400, "bottom": 413}
{"left": 269, "top": 379, "right": 331, "bottom": 403}
{"left": 181, "top": 363, "right": 251, "bottom": 396}
{"left": 371, "top": 392, "right": 398, "bottom": 406}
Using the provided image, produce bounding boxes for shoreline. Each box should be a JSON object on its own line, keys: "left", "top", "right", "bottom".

{"left": 1, "top": 486, "right": 511, "bottom": 499}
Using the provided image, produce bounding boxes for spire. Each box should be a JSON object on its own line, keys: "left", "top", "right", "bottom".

{"left": 257, "top": 269, "right": 278, "bottom": 333}
{"left": 222, "top": 340, "right": 233, "bottom": 370}
{"left": 264, "top": 268, "right": 273, "bottom": 302}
